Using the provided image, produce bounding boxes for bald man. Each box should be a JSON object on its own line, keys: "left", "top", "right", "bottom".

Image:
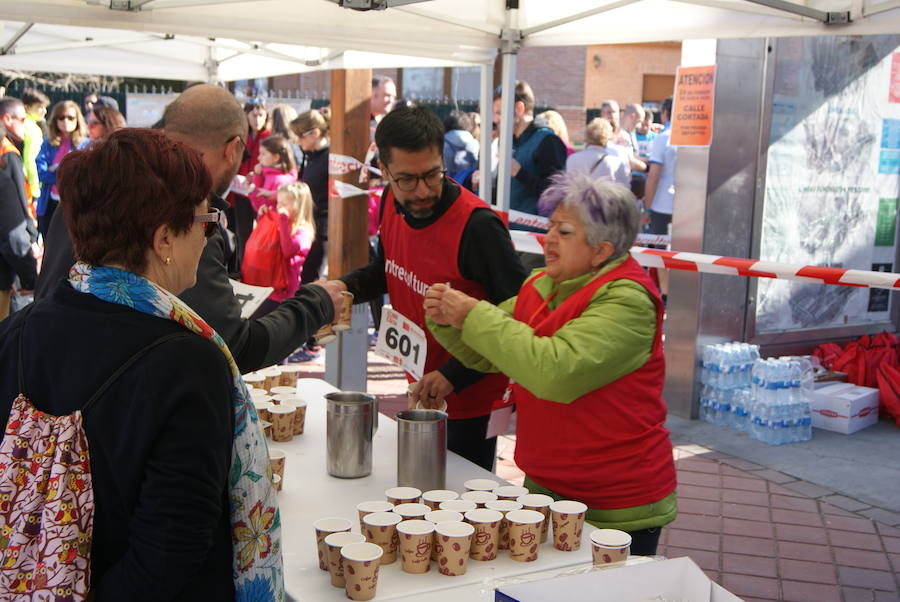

{"left": 36, "top": 84, "right": 343, "bottom": 372}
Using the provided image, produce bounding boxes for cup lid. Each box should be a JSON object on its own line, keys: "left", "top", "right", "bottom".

{"left": 493, "top": 485, "right": 530, "bottom": 498}
{"left": 549, "top": 500, "right": 588, "bottom": 515}
{"left": 356, "top": 500, "right": 395, "bottom": 513}
{"left": 396, "top": 519, "right": 434, "bottom": 535}
{"left": 505, "top": 509, "right": 546, "bottom": 525}
{"left": 463, "top": 508, "right": 503, "bottom": 523}
{"left": 392, "top": 503, "right": 431, "bottom": 518}
{"left": 340, "top": 542, "right": 383, "bottom": 562}
{"left": 590, "top": 529, "right": 632, "bottom": 548}
{"left": 460, "top": 490, "right": 498, "bottom": 504}
{"left": 424, "top": 510, "right": 464, "bottom": 524}
{"left": 325, "top": 531, "right": 365, "bottom": 548}
{"left": 464, "top": 478, "right": 500, "bottom": 491}
{"left": 439, "top": 499, "right": 477, "bottom": 512}
{"left": 485, "top": 500, "right": 523, "bottom": 513}
{"left": 422, "top": 489, "right": 459, "bottom": 502}
{"left": 313, "top": 517, "right": 353, "bottom": 532}
{"left": 434, "top": 521, "right": 475, "bottom": 538}
{"left": 385, "top": 486, "right": 422, "bottom": 500}
{"left": 362, "top": 511, "right": 402, "bottom": 527}
{"left": 516, "top": 493, "right": 554, "bottom": 507}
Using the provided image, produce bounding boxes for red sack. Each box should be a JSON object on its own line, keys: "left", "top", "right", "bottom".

{"left": 241, "top": 211, "right": 288, "bottom": 294}
{"left": 876, "top": 363, "right": 900, "bottom": 427}
{"left": 813, "top": 343, "right": 844, "bottom": 370}
{"left": 832, "top": 341, "right": 868, "bottom": 387}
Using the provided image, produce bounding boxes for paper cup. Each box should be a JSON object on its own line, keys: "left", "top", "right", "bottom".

{"left": 463, "top": 509, "right": 502, "bottom": 561}
{"left": 341, "top": 542, "right": 383, "bottom": 601}
{"left": 493, "top": 485, "right": 530, "bottom": 501}
{"left": 269, "top": 386, "right": 297, "bottom": 399}
{"left": 396, "top": 519, "right": 434, "bottom": 574}
{"left": 260, "top": 368, "right": 281, "bottom": 392}
{"left": 272, "top": 473, "right": 282, "bottom": 492}
{"left": 385, "top": 486, "right": 422, "bottom": 506}
{"left": 362, "top": 511, "right": 402, "bottom": 565}
{"left": 325, "top": 531, "right": 366, "bottom": 588}
{"left": 590, "top": 529, "right": 632, "bottom": 565}
{"left": 279, "top": 364, "right": 302, "bottom": 387}
{"left": 243, "top": 373, "right": 266, "bottom": 389}
{"left": 422, "top": 489, "right": 459, "bottom": 510}
{"left": 249, "top": 389, "right": 272, "bottom": 402}
{"left": 438, "top": 499, "right": 477, "bottom": 513}
{"left": 268, "top": 405, "right": 295, "bottom": 442}
{"left": 460, "top": 490, "right": 498, "bottom": 508}
{"left": 269, "top": 449, "right": 285, "bottom": 480}
{"left": 425, "top": 510, "right": 464, "bottom": 560}
{"left": 464, "top": 478, "right": 500, "bottom": 492}
{"left": 392, "top": 502, "right": 431, "bottom": 520}
{"left": 357, "top": 500, "right": 394, "bottom": 533}
{"left": 433, "top": 520, "right": 474, "bottom": 576}
{"left": 290, "top": 399, "right": 307, "bottom": 435}
{"left": 333, "top": 291, "right": 354, "bottom": 331}
{"left": 550, "top": 500, "right": 588, "bottom": 551}
{"left": 314, "top": 517, "right": 352, "bottom": 571}
{"left": 253, "top": 400, "right": 273, "bottom": 422}
{"left": 485, "top": 500, "right": 523, "bottom": 550}
{"left": 517, "top": 493, "right": 554, "bottom": 543}
{"left": 506, "top": 509, "right": 545, "bottom": 562}
{"left": 260, "top": 420, "right": 272, "bottom": 439}
{"left": 315, "top": 322, "right": 337, "bottom": 345}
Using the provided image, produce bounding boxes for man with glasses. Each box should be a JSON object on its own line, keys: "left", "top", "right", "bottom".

{"left": 36, "top": 85, "right": 344, "bottom": 373}
{"left": 0, "top": 96, "right": 38, "bottom": 320}
{"left": 336, "top": 105, "right": 527, "bottom": 471}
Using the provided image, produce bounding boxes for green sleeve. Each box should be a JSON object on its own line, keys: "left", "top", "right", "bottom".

{"left": 459, "top": 279, "right": 657, "bottom": 403}
{"left": 22, "top": 132, "right": 40, "bottom": 197}
{"left": 426, "top": 295, "right": 518, "bottom": 374}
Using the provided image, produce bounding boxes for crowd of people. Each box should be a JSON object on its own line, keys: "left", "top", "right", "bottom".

{"left": 0, "top": 77, "right": 678, "bottom": 599}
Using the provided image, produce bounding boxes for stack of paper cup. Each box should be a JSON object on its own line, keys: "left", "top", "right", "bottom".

{"left": 325, "top": 531, "right": 366, "bottom": 588}
{"left": 340, "top": 541, "right": 383, "bottom": 601}
{"left": 550, "top": 500, "right": 588, "bottom": 551}
{"left": 333, "top": 291, "right": 354, "bottom": 331}
{"left": 590, "top": 529, "right": 632, "bottom": 565}
{"left": 433, "top": 521, "right": 475, "bottom": 576}
{"left": 505, "top": 509, "right": 545, "bottom": 562}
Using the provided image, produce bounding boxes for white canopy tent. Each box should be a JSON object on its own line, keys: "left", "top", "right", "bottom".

{"left": 4, "top": 0, "right": 900, "bottom": 209}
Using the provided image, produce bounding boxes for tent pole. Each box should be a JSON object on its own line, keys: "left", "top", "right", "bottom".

{"left": 478, "top": 56, "right": 495, "bottom": 205}
{"left": 0, "top": 22, "right": 33, "bottom": 55}
{"left": 495, "top": 5, "right": 521, "bottom": 215}
{"left": 205, "top": 45, "right": 220, "bottom": 84}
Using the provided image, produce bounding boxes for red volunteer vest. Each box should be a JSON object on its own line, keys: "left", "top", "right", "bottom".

{"left": 380, "top": 184, "right": 508, "bottom": 419}
{"left": 512, "top": 256, "right": 677, "bottom": 509}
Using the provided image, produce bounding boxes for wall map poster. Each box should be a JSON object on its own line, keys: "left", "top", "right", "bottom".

{"left": 757, "top": 35, "right": 900, "bottom": 333}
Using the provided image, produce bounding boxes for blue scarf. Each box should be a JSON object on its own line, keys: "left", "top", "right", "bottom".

{"left": 69, "top": 262, "right": 284, "bottom": 601}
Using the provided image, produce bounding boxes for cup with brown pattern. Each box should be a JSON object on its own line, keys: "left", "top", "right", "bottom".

{"left": 550, "top": 500, "right": 588, "bottom": 551}
{"left": 485, "top": 499, "right": 523, "bottom": 550}
{"left": 313, "top": 517, "right": 352, "bottom": 571}
{"left": 324, "top": 531, "right": 366, "bottom": 588}
{"left": 506, "top": 509, "right": 545, "bottom": 562}
{"left": 422, "top": 489, "right": 459, "bottom": 510}
{"left": 385, "top": 486, "right": 421, "bottom": 506}
{"left": 424, "top": 509, "right": 463, "bottom": 560}
{"left": 356, "top": 500, "right": 394, "bottom": 533}
{"left": 433, "top": 520, "right": 474, "bottom": 576}
{"left": 362, "top": 511, "right": 402, "bottom": 565}
{"left": 396, "top": 519, "right": 434, "bottom": 574}
{"left": 517, "top": 493, "right": 554, "bottom": 544}
{"left": 268, "top": 405, "right": 295, "bottom": 442}
{"left": 341, "top": 541, "right": 383, "bottom": 601}
{"left": 590, "top": 529, "right": 631, "bottom": 565}
{"left": 463, "top": 508, "right": 503, "bottom": 561}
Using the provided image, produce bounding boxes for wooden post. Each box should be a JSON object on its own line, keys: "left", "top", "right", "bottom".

{"left": 325, "top": 68, "right": 372, "bottom": 391}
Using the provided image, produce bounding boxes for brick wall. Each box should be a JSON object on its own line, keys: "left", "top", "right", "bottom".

{"left": 515, "top": 46, "right": 586, "bottom": 144}
{"left": 583, "top": 42, "right": 681, "bottom": 109}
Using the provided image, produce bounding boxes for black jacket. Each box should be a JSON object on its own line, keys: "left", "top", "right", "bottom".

{"left": 35, "top": 194, "right": 334, "bottom": 372}
{"left": 0, "top": 144, "right": 37, "bottom": 290}
{"left": 0, "top": 283, "right": 235, "bottom": 601}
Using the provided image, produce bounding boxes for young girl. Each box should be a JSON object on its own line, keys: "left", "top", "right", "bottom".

{"left": 248, "top": 135, "right": 297, "bottom": 213}
{"left": 249, "top": 182, "right": 315, "bottom": 318}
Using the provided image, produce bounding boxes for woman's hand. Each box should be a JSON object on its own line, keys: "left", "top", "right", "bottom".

{"left": 441, "top": 288, "right": 478, "bottom": 329}
{"left": 257, "top": 205, "right": 270, "bottom": 216}
{"left": 276, "top": 207, "right": 290, "bottom": 217}
{"left": 254, "top": 164, "right": 262, "bottom": 175}
{"left": 424, "top": 283, "right": 451, "bottom": 325}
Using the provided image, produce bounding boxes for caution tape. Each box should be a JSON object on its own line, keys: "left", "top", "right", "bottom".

{"left": 509, "top": 231, "right": 900, "bottom": 291}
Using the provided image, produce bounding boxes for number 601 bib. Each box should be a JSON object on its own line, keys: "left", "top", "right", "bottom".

{"left": 374, "top": 307, "right": 427, "bottom": 380}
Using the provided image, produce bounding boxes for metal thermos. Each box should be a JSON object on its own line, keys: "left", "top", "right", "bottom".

{"left": 396, "top": 409, "right": 447, "bottom": 491}
{"left": 326, "top": 392, "right": 378, "bottom": 478}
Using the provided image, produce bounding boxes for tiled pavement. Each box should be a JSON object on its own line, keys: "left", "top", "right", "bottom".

{"left": 289, "top": 352, "right": 900, "bottom": 601}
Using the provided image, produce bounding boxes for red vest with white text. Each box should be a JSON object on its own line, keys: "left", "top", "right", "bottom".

{"left": 380, "top": 185, "right": 508, "bottom": 419}
{"left": 512, "top": 256, "right": 677, "bottom": 509}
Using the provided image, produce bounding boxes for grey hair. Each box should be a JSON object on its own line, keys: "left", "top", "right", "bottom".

{"left": 538, "top": 171, "right": 640, "bottom": 259}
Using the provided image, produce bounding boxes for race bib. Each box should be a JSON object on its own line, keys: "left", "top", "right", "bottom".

{"left": 375, "top": 307, "right": 427, "bottom": 380}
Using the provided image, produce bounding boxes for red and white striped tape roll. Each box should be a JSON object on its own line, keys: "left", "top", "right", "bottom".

{"left": 508, "top": 231, "right": 900, "bottom": 291}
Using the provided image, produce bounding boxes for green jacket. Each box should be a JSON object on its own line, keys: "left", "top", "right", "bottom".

{"left": 23, "top": 115, "right": 42, "bottom": 199}
{"left": 428, "top": 255, "right": 677, "bottom": 530}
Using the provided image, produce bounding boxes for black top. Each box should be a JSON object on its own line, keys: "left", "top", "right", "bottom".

{"left": 34, "top": 194, "right": 334, "bottom": 372}
{"left": 0, "top": 145, "right": 37, "bottom": 290}
{"left": 340, "top": 179, "right": 528, "bottom": 391}
{"left": 0, "top": 282, "right": 235, "bottom": 601}
{"left": 299, "top": 145, "right": 329, "bottom": 235}
{"left": 513, "top": 122, "right": 568, "bottom": 199}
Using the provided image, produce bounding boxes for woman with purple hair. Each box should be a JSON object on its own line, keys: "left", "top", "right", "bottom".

{"left": 424, "top": 170, "right": 677, "bottom": 555}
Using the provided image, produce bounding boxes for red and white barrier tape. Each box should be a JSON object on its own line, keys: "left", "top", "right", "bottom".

{"left": 509, "top": 231, "right": 900, "bottom": 291}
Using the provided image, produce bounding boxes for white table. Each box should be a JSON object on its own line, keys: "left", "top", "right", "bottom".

{"left": 275, "top": 379, "right": 596, "bottom": 601}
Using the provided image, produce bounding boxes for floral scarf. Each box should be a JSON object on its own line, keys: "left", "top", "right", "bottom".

{"left": 68, "top": 262, "right": 284, "bottom": 601}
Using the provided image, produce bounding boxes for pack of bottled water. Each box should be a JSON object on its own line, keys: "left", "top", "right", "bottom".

{"left": 699, "top": 344, "right": 813, "bottom": 445}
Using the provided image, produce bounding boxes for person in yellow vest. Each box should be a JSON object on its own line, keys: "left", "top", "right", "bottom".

{"left": 0, "top": 97, "right": 39, "bottom": 320}
{"left": 21, "top": 89, "right": 50, "bottom": 216}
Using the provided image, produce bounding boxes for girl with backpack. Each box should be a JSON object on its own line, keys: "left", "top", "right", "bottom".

{"left": 247, "top": 135, "right": 297, "bottom": 213}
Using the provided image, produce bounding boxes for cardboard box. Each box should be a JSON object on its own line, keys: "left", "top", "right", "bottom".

{"left": 494, "top": 556, "right": 742, "bottom": 602}
{"left": 811, "top": 383, "right": 879, "bottom": 434}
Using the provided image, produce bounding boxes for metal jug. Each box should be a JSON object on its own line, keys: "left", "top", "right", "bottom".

{"left": 326, "top": 392, "right": 378, "bottom": 478}
{"left": 396, "top": 409, "right": 447, "bottom": 491}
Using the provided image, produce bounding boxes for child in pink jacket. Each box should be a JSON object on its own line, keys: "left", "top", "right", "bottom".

{"left": 248, "top": 135, "right": 297, "bottom": 212}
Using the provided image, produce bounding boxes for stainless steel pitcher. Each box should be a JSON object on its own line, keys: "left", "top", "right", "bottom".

{"left": 396, "top": 409, "right": 447, "bottom": 491}
{"left": 326, "top": 392, "right": 378, "bottom": 478}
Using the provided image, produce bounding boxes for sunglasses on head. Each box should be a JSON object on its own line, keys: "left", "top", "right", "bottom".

{"left": 194, "top": 207, "right": 221, "bottom": 238}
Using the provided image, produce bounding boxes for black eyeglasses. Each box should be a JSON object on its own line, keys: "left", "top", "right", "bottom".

{"left": 59, "top": 115, "right": 77, "bottom": 122}
{"left": 384, "top": 165, "right": 445, "bottom": 192}
{"left": 194, "top": 207, "right": 221, "bottom": 237}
